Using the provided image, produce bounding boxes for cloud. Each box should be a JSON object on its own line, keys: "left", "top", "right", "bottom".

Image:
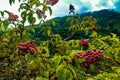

{"left": 0, "top": 0, "right": 119, "bottom": 20}
{"left": 97, "top": 0, "right": 109, "bottom": 7}
{"left": 50, "top": 0, "right": 93, "bottom": 18}
{"left": 76, "top": 1, "right": 92, "bottom": 13}
{"left": 114, "top": 0, "right": 120, "bottom": 12}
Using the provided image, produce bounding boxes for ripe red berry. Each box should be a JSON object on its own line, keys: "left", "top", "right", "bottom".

{"left": 80, "top": 40, "right": 89, "bottom": 46}
{"left": 92, "top": 25, "right": 97, "bottom": 30}
{"left": 8, "top": 13, "right": 18, "bottom": 22}
{"left": 46, "top": 0, "right": 59, "bottom": 6}
{"left": 76, "top": 50, "right": 104, "bottom": 68}
{"left": 76, "top": 52, "right": 84, "bottom": 58}
{"left": 18, "top": 42, "right": 37, "bottom": 54}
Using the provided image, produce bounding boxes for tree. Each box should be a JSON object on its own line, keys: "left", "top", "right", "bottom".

{"left": 0, "top": 0, "right": 120, "bottom": 80}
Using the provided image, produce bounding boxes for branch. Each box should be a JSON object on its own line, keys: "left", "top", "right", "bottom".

{"left": 63, "top": 33, "right": 74, "bottom": 41}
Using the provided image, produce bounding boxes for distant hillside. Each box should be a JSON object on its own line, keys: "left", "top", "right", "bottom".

{"left": 30, "top": 9, "right": 120, "bottom": 40}
{"left": 82, "top": 9, "right": 120, "bottom": 35}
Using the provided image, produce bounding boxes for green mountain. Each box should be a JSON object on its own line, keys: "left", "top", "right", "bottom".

{"left": 82, "top": 9, "right": 120, "bottom": 35}
{"left": 30, "top": 9, "right": 120, "bottom": 40}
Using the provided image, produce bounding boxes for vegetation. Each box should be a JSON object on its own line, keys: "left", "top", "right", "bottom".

{"left": 0, "top": 0, "right": 120, "bottom": 80}
{"left": 30, "top": 9, "right": 120, "bottom": 40}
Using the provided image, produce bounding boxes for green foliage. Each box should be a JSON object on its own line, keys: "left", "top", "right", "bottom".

{"left": 0, "top": 0, "right": 120, "bottom": 80}
{"left": 31, "top": 9, "right": 120, "bottom": 40}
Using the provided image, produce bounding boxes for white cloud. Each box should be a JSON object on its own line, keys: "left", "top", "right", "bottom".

{"left": 0, "top": 0, "right": 20, "bottom": 14}
{"left": 0, "top": 0, "right": 119, "bottom": 20}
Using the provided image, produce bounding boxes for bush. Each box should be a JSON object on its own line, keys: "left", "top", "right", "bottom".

{"left": 0, "top": 0, "right": 120, "bottom": 80}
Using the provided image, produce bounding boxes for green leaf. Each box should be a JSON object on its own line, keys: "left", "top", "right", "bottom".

{"left": 52, "top": 55, "right": 62, "bottom": 68}
{"left": 56, "top": 64, "right": 65, "bottom": 73}
{"left": 68, "top": 70, "right": 73, "bottom": 80}
{"left": 0, "top": 11, "right": 4, "bottom": 17}
{"left": 52, "top": 20, "right": 56, "bottom": 27}
{"left": 40, "top": 47, "right": 49, "bottom": 57}
{"left": 48, "top": 6, "right": 52, "bottom": 16}
{"left": 66, "top": 17, "right": 71, "bottom": 23}
{"left": 36, "top": 77, "right": 43, "bottom": 80}
{"left": 9, "top": 0, "right": 14, "bottom": 5}
{"left": 36, "top": 0, "right": 41, "bottom": 7}
{"left": 68, "top": 64, "right": 77, "bottom": 78}
{"left": 40, "top": 26, "right": 52, "bottom": 36}
{"left": 21, "top": 11, "right": 27, "bottom": 21}
{"left": 18, "top": 0, "right": 21, "bottom": 2}
{"left": 42, "top": 6, "right": 47, "bottom": 12}
{"left": 69, "top": 50, "right": 79, "bottom": 59}
{"left": 3, "top": 20, "right": 9, "bottom": 30}
{"left": 0, "top": 25, "right": 4, "bottom": 30}
{"left": 43, "top": 71, "right": 49, "bottom": 78}
{"left": 28, "top": 12, "right": 34, "bottom": 24}
{"left": 30, "top": 0, "right": 36, "bottom": 8}
{"left": 58, "top": 68, "right": 67, "bottom": 80}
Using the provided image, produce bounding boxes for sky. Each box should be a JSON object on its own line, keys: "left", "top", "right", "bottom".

{"left": 0, "top": 0, "right": 120, "bottom": 19}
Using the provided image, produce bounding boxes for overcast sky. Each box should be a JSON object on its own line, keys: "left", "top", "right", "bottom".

{"left": 0, "top": 0, "right": 120, "bottom": 19}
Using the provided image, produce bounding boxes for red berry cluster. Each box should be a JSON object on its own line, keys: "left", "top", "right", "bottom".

{"left": 8, "top": 13, "right": 18, "bottom": 22}
{"left": 46, "top": 0, "right": 59, "bottom": 6}
{"left": 80, "top": 40, "right": 89, "bottom": 46}
{"left": 36, "top": 9, "right": 47, "bottom": 19}
{"left": 18, "top": 42, "right": 37, "bottom": 54}
{"left": 92, "top": 25, "right": 97, "bottom": 30}
{"left": 76, "top": 50, "right": 104, "bottom": 68}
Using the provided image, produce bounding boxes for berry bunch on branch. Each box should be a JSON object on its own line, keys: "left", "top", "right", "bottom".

{"left": 8, "top": 13, "right": 18, "bottom": 22}
{"left": 18, "top": 42, "right": 37, "bottom": 54}
{"left": 46, "top": 0, "right": 59, "bottom": 6}
{"left": 76, "top": 50, "right": 104, "bottom": 68}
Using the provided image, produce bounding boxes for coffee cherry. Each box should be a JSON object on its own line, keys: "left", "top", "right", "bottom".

{"left": 92, "top": 25, "right": 97, "bottom": 30}
{"left": 80, "top": 40, "right": 89, "bottom": 46}
{"left": 76, "top": 52, "right": 84, "bottom": 58}
{"left": 76, "top": 50, "right": 104, "bottom": 68}
{"left": 18, "top": 42, "right": 37, "bottom": 54}
{"left": 8, "top": 13, "right": 18, "bottom": 22}
{"left": 46, "top": 0, "right": 59, "bottom": 6}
